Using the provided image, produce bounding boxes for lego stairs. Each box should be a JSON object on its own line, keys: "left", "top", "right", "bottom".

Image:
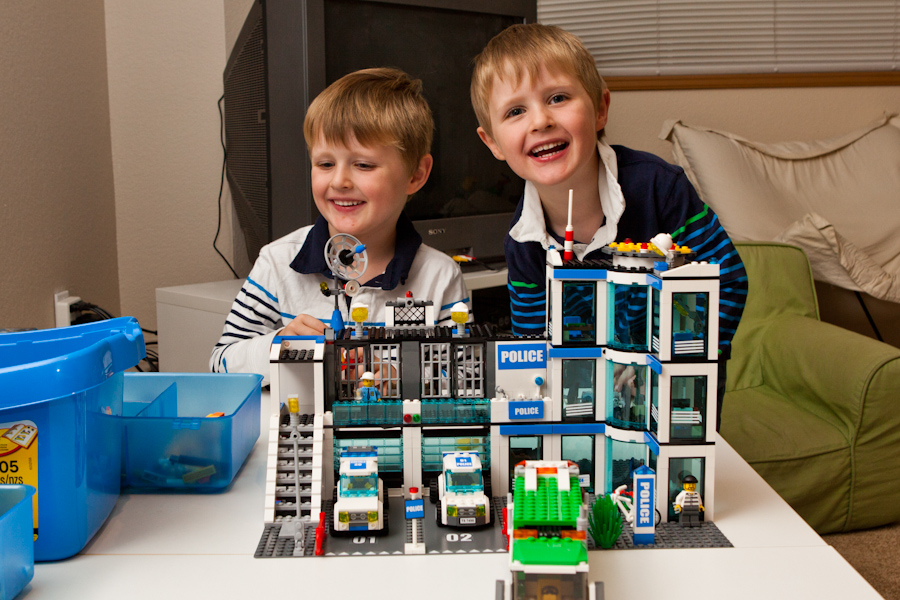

{"left": 264, "top": 408, "right": 327, "bottom": 524}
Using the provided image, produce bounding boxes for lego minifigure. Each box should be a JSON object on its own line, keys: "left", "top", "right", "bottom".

{"left": 356, "top": 371, "right": 382, "bottom": 403}
{"left": 673, "top": 474, "right": 704, "bottom": 527}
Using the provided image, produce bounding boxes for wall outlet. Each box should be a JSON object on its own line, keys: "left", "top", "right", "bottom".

{"left": 54, "top": 290, "right": 81, "bottom": 328}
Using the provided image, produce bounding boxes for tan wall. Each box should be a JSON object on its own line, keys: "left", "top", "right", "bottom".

{"left": 105, "top": 2, "right": 234, "bottom": 332}
{"left": 0, "top": 1, "right": 119, "bottom": 330}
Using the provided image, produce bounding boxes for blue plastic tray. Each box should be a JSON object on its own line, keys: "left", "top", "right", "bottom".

{"left": 121, "top": 373, "right": 262, "bottom": 489}
{"left": 0, "top": 318, "right": 144, "bottom": 561}
{"left": 0, "top": 485, "right": 35, "bottom": 600}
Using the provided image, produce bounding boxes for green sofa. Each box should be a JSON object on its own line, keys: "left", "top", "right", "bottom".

{"left": 721, "top": 242, "right": 900, "bottom": 534}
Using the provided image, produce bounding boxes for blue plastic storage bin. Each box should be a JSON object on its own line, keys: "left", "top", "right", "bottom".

{"left": 0, "top": 318, "right": 145, "bottom": 561}
{"left": 121, "top": 373, "right": 262, "bottom": 489}
{"left": 0, "top": 485, "right": 35, "bottom": 600}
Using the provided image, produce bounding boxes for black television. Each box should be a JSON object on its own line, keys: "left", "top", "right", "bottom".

{"left": 223, "top": 0, "right": 536, "bottom": 264}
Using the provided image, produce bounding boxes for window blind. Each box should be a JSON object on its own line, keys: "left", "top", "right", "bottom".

{"left": 538, "top": 0, "right": 900, "bottom": 77}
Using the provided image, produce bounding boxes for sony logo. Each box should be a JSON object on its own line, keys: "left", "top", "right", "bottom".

{"left": 428, "top": 228, "right": 445, "bottom": 235}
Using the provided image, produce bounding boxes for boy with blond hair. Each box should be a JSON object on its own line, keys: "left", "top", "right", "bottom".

{"left": 471, "top": 24, "right": 747, "bottom": 423}
{"left": 212, "top": 68, "right": 469, "bottom": 382}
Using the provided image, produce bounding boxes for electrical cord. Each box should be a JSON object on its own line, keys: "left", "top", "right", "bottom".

{"left": 69, "top": 301, "right": 160, "bottom": 372}
{"left": 214, "top": 94, "right": 240, "bottom": 279}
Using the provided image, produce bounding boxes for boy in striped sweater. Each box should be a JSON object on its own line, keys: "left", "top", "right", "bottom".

{"left": 471, "top": 24, "right": 747, "bottom": 425}
{"left": 211, "top": 68, "right": 469, "bottom": 383}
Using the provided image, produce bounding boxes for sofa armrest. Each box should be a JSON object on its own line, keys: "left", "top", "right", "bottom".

{"left": 753, "top": 314, "right": 900, "bottom": 439}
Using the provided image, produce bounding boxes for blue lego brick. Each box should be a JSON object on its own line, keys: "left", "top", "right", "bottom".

{"left": 647, "top": 275, "right": 663, "bottom": 290}
{"left": 551, "top": 268, "right": 608, "bottom": 281}
{"left": 643, "top": 432, "right": 660, "bottom": 456}
{"left": 548, "top": 347, "right": 605, "bottom": 359}
{"left": 647, "top": 354, "right": 663, "bottom": 374}
{"left": 498, "top": 424, "right": 555, "bottom": 436}
{"left": 551, "top": 423, "right": 606, "bottom": 435}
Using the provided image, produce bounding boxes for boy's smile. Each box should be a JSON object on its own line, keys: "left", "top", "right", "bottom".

{"left": 477, "top": 66, "right": 608, "bottom": 196}
{"left": 310, "top": 134, "right": 431, "bottom": 255}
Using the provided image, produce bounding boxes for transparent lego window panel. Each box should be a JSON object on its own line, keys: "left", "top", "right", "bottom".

{"left": 513, "top": 573, "right": 588, "bottom": 600}
{"left": 671, "top": 292, "right": 708, "bottom": 356}
{"left": 650, "top": 370, "right": 660, "bottom": 436}
{"left": 562, "top": 281, "right": 596, "bottom": 343}
{"left": 421, "top": 436, "right": 490, "bottom": 471}
{"left": 508, "top": 436, "right": 542, "bottom": 482}
{"left": 670, "top": 375, "right": 707, "bottom": 441}
{"left": 562, "top": 435, "right": 595, "bottom": 493}
{"left": 608, "top": 283, "right": 649, "bottom": 351}
{"left": 562, "top": 359, "right": 595, "bottom": 420}
{"left": 333, "top": 438, "right": 403, "bottom": 471}
{"left": 605, "top": 362, "right": 648, "bottom": 430}
{"left": 668, "top": 457, "right": 705, "bottom": 521}
{"left": 605, "top": 438, "right": 648, "bottom": 495}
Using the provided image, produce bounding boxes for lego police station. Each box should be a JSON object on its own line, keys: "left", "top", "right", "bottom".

{"left": 264, "top": 234, "right": 720, "bottom": 536}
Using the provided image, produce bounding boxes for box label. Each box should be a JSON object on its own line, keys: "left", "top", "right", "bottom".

{"left": 0, "top": 420, "right": 38, "bottom": 540}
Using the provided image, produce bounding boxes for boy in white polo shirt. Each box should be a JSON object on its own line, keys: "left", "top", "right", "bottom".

{"left": 211, "top": 68, "right": 469, "bottom": 383}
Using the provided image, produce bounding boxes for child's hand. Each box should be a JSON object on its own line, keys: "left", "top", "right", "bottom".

{"left": 280, "top": 314, "right": 327, "bottom": 337}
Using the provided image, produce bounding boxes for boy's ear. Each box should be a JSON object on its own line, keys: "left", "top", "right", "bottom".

{"left": 406, "top": 154, "right": 433, "bottom": 195}
{"left": 595, "top": 89, "right": 611, "bottom": 132}
{"left": 477, "top": 126, "right": 506, "bottom": 161}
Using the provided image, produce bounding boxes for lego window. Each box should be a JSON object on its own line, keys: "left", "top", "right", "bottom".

{"left": 370, "top": 343, "right": 400, "bottom": 398}
{"left": 670, "top": 375, "right": 707, "bottom": 441}
{"left": 512, "top": 572, "right": 588, "bottom": 600}
{"left": 339, "top": 472, "right": 378, "bottom": 497}
{"left": 671, "top": 292, "right": 709, "bottom": 357}
{"left": 562, "top": 359, "right": 595, "bottom": 420}
{"left": 421, "top": 435, "right": 490, "bottom": 472}
{"left": 509, "top": 436, "right": 543, "bottom": 482}
{"left": 337, "top": 342, "right": 366, "bottom": 400}
{"left": 562, "top": 435, "right": 595, "bottom": 493}
{"left": 605, "top": 361, "right": 648, "bottom": 430}
{"left": 652, "top": 288, "right": 661, "bottom": 352}
{"left": 454, "top": 342, "right": 484, "bottom": 398}
{"left": 420, "top": 342, "right": 451, "bottom": 398}
{"left": 445, "top": 468, "right": 484, "bottom": 492}
{"left": 650, "top": 370, "right": 659, "bottom": 436}
{"left": 333, "top": 437, "right": 403, "bottom": 472}
{"left": 605, "top": 438, "right": 648, "bottom": 495}
{"left": 608, "top": 283, "right": 649, "bottom": 351}
{"left": 668, "top": 457, "right": 705, "bottom": 521}
{"left": 561, "top": 281, "right": 596, "bottom": 343}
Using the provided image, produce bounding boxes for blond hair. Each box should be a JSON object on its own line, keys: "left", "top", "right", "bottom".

{"left": 471, "top": 24, "right": 607, "bottom": 138}
{"left": 304, "top": 67, "right": 433, "bottom": 174}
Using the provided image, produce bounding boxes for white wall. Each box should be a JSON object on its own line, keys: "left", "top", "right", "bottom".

{"left": 105, "top": 1, "right": 235, "bottom": 331}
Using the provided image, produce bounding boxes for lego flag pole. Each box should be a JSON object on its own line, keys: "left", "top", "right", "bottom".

{"left": 564, "top": 189, "right": 574, "bottom": 261}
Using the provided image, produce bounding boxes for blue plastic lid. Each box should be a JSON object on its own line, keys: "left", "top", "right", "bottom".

{"left": 0, "top": 317, "right": 145, "bottom": 409}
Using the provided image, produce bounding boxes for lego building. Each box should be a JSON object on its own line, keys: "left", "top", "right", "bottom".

{"left": 266, "top": 240, "right": 720, "bottom": 527}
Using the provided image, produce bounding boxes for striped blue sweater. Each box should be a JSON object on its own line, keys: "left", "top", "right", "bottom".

{"left": 505, "top": 144, "right": 747, "bottom": 359}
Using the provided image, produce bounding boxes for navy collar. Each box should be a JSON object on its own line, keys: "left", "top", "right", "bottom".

{"left": 289, "top": 213, "right": 423, "bottom": 291}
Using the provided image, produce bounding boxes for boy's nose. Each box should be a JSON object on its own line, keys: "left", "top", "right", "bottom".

{"left": 530, "top": 106, "right": 554, "bottom": 131}
{"left": 331, "top": 166, "right": 353, "bottom": 189}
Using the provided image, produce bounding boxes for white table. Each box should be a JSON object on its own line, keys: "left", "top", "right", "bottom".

{"left": 27, "top": 396, "right": 881, "bottom": 600}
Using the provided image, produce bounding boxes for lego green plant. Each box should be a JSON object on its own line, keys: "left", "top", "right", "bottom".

{"left": 588, "top": 494, "right": 622, "bottom": 549}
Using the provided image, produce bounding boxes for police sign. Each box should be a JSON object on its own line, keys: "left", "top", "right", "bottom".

{"left": 508, "top": 400, "right": 544, "bottom": 420}
{"left": 632, "top": 466, "right": 656, "bottom": 545}
{"left": 497, "top": 343, "right": 546, "bottom": 370}
{"left": 405, "top": 498, "right": 425, "bottom": 519}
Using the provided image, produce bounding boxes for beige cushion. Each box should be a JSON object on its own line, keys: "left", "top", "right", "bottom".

{"left": 660, "top": 115, "right": 900, "bottom": 301}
